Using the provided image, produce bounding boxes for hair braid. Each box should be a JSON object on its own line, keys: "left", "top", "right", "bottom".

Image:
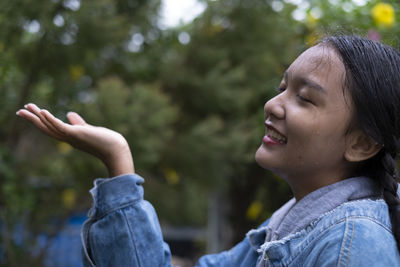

{"left": 380, "top": 152, "right": 400, "bottom": 251}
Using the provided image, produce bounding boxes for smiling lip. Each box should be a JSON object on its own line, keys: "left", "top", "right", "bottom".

{"left": 263, "top": 122, "right": 287, "bottom": 145}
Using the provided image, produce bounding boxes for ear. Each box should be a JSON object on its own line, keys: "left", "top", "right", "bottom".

{"left": 344, "top": 130, "right": 382, "bottom": 162}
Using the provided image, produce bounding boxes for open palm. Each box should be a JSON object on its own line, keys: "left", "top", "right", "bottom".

{"left": 17, "top": 103, "right": 134, "bottom": 176}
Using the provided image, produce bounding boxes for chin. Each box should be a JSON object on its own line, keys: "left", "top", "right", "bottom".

{"left": 255, "top": 145, "right": 284, "bottom": 176}
{"left": 255, "top": 146, "right": 270, "bottom": 170}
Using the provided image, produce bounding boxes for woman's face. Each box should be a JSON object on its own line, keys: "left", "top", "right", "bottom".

{"left": 255, "top": 45, "right": 354, "bottom": 186}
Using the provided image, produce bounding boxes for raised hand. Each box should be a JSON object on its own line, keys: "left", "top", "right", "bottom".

{"left": 16, "top": 103, "right": 134, "bottom": 177}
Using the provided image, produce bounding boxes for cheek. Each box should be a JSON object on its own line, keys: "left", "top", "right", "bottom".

{"left": 287, "top": 111, "right": 348, "bottom": 154}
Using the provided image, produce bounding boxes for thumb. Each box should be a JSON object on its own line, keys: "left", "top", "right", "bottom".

{"left": 67, "top": 112, "right": 86, "bottom": 125}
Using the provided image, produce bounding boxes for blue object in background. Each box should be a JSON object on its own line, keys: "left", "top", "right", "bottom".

{"left": 42, "top": 214, "right": 86, "bottom": 267}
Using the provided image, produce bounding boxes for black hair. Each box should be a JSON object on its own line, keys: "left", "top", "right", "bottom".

{"left": 321, "top": 35, "right": 400, "bottom": 252}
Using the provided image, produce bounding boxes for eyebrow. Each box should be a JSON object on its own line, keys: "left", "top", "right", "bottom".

{"left": 283, "top": 71, "right": 327, "bottom": 94}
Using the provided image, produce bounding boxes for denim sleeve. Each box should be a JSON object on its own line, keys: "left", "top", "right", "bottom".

{"left": 80, "top": 174, "right": 172, "bottom": 267}
{"left": 195, "top": 220, "right": 269, "bottom": 267}
{"left": 195, "top": 238, "right": 259, "bottom": 267}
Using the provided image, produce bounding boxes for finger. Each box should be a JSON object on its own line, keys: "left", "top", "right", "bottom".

{"left": 40, "top": 109, "right": 68, "bottom": 136}
{"left": 41, "top": 109, "right": 74, "bottom": 137}
{"left": 24, "top": 104, "right": 62, "bottom": 135}
{"left": 67, "top": 112, "right": 86, "bottom": 126}
{"left": 16, "top": 109, "right": 63, "bottom": 140}
{"left": 24, "top": 103, "right": 42, "bottom": 114}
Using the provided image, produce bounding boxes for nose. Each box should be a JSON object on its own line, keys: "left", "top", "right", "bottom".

{"left": 264, "top": 94, "right": 285, "bottom": 120}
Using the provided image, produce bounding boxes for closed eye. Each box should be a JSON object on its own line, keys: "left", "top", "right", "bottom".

{"left": 275, "top": 87, "right": 286, "bottom": 93}
{"left": 296, "top": 94, "right": 312, "bottom": 103}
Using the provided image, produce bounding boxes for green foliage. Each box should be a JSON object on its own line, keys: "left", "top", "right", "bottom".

{"left": 80, "top": 77, "right": 178, "bottom": 168}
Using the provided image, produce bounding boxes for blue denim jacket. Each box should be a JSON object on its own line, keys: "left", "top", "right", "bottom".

{"left": 81, "top": 174, "right": 400, "bottom": 266}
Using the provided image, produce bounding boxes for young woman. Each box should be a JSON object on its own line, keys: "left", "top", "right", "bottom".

{"left": 17, "top": 35, "right": 400, "bottom": 266}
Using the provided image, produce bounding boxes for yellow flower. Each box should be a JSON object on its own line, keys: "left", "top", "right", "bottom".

{"left": 69, "top": 65, "right": 84, "bottom": 81}
{"left": 306, "top": 13, "right": 318, "bottom": 28}
{"left": 58, "top": 141, "right": 72, "bottom": 154}
{"left": 305, "top": 32, "right": 320, "bottom": 47}
{"left": 163, "top": 167, "right": 180, "bottom": 185}
{"left": 61, "top": 188, "right": 76, "bottom": 209}
{"left": 246, "top": 200, "right": 263, "bottom": 221}
{"left": 371, "top": 3, "right": 395, "bottom": 27}
{"left": 206, "top": 24, "right": 224, "bottom": 37}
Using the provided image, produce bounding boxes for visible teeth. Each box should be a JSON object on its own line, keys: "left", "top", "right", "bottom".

{"left": 267, "top": 128, "right": 287, "bottom": 143}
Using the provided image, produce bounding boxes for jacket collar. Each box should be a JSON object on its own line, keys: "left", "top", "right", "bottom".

{"left": 247, "top": 176, "right": 382, "bottom": 252}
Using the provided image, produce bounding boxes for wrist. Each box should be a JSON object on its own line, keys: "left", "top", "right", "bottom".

{"left": 104, "top": 143, "right": 135, "bottom": 177}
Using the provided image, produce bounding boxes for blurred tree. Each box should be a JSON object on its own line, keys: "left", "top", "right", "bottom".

{"left": 0, "top": 0, "right": 167, "bottom": 265}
